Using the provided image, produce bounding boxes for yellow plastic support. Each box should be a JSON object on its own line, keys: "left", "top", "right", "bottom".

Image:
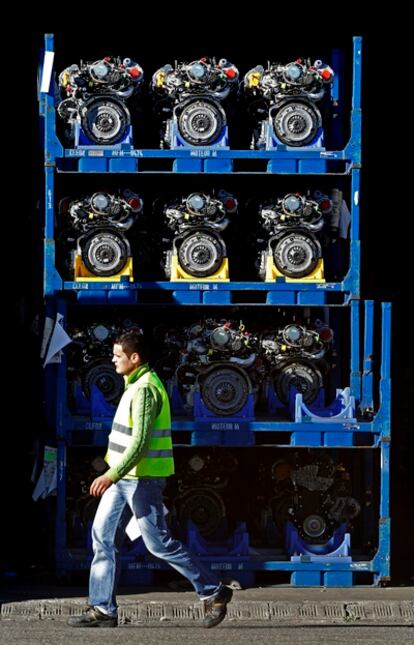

{"left": 265, "top": 255, "right": 325, "bottom": 283}
{"left": 73, "top": 255, "right": 134, "bottom": 282}
{"left": 170, "top": 255, "right": 230, "bottom": 281}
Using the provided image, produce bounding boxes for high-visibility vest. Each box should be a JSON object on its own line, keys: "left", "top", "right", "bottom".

{"left": 105, "top": 369, "right": 174, "bottom": 478}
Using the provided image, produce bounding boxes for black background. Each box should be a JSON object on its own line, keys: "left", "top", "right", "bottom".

{"left": 4, "top": 22, "right": 413, "bottom": 585}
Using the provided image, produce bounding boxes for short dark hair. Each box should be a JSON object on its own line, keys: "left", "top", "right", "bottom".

{"left": 115, "top": 330, "right": 148, "bottom": 361}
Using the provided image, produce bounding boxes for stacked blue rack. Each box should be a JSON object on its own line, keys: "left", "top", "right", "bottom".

{"left": 39, "top": 35, "right": 391, "bottom": 586}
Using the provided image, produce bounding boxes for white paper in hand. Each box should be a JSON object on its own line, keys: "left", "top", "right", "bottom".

{"left": 125, "top": 504, "right": 169, "bottom": 541}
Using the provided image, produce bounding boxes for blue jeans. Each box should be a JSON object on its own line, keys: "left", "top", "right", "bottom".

{"left": 89, "top": 478, "right": 221, "bottom": 615}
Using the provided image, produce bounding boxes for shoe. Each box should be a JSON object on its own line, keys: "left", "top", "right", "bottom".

{"left": 202, "top": 585, "right": 233, "bottom": 628}
{"left": 67, "top": 606, "right": 118, "bottom": 628}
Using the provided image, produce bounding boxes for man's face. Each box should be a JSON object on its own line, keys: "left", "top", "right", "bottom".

{"left": 112, "top": 343, "right": 140, "bottom": 376}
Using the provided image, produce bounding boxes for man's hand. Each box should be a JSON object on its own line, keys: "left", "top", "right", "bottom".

{"left": 90, "top": 475, "right": 113, "bottom": 497}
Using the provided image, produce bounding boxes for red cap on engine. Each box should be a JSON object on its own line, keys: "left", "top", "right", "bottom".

{"left": 129, "top": 67, "right": 141, "bottom": 78}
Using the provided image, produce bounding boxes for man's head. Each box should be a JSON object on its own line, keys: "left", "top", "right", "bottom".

{"left": 112, "top": 330, "right": 148, "bottom": 376}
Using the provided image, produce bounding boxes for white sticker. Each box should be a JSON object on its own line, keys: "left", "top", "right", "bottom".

{"left": 40, "top": 51, "right": 54, "bottom": 93}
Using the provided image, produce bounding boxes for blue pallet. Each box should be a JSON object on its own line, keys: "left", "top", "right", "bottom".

{"left": 56, "top": 283, "right": 357, "bottom": 305}
{"left": 42, "top": 160, "right": 361, "bottom": 300}
{"left": 51, "top": 300, "right": 391, "bottom": 448}
{"left": 63, "top": 419, "right": 386, "bottom": 448}
{"left": 55, "top": 442, "right": 390, "bottom": 587}
{"left": 46, "top": 266, "right": 360, "bottom": 305}
{"left": 54, "top": 150, "right": 355, "bottom": 174}
{"left": 55, "top": 439, "right": 390, "bottom": 586}
{"left": 39, "top": 35, "right": 362, "bottom": 173}
{"left": 55, "top": 553, "right": 387, "bottom": 587}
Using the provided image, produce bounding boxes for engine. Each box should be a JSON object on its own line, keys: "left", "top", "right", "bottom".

{"left": 151, "top": 57, "right": 239, "bottom": 148}
{"left": 162, "top": 190, "right": 237, "bottom": 279}
{"left": 59, "top": 189, "right": 143, "bottom": 278}
{"left": 156, "top": 319, "right": 259, "bottom": 416}
{"left": 170, "top": 450, "right": 239, "bottom": 537}
{"left": 260, "top": 321, "right": 334, "bottom": 405}
{"left": 257, "top": 192, "right": 326, "bottom": 280}
{"left": 270, "top": 451, "right": 360, "bottom": 544}
{"left": 57, "top": 56, "right": 143, "bottom": 146}
{"left": 243, "top": 58, "right": 334, "bottom": 149}
{"left": 67, "top": 323, "right": 124, "bottom": 408}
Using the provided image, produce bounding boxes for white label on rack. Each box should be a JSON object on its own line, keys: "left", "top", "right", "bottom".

{"left": 40, "top": 51, "right": 54, "bottom": 93}
{"left": 190, "top": 150, "right": 218, "bottom": 158}
{"left": 211, "top": 423, "right": 240, "bottom": 430}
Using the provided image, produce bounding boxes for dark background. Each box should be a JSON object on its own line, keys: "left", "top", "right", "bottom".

{"left": 4, "top": 24, "right": 413, "bottom": 586}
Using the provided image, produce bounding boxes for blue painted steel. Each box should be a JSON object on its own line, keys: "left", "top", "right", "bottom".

{"left": 39, "top": 35, "right": 64, "bottom": 164}
{"left": 53, "top": 299, "right": 391, "bottom": 448}
{"left": 204, "top": 159, "right": 233, "bottom": 173}
{"left": 54, "top": 444, "right": 389, "bottom": 585}
{"left": 41, "top": 35, "right": 362, "bottom": 171}
{"left": 186, "top": 521, "right": 250, "bottom": 556}
{"left": 73, "top": 384, "right": 115, "bottom": 418}
{"left": 350, "top": 299, "right": 362, "bottom": 403}
{"left": 267, "top": 159, "right": 299, "bottom": 173}
{"left": 362, "top": 300, "right": 374, "bottom": 411}
{"left": 297, "top": 159, "right": 329, "bottom": 173}
{"left": 63, "top": 417, "right": 384, "bottom": 448}
{"left": 108, "top": 158, "right": 138, "bottom": 172}
{"left": 58, "top": 149, "right": 355, "bottom": 174}
{"left": 43, "top": 162, "right": 362, "bottom": 302}
{"left": 381, "top": 303, "right": 392, "bottom": 385}
{"left": 296, "top": 292, "right": 329, "bottom": 305}
{"left": 56, "top": 448, "right": 390, "bottom": 587}
{"left": 55, "top": 440, "right": 67, "bottom": 577}
{"left": 202, "top": 290, "right": 233, "bottom": 304}
{"left": 78, "top": 157, "right": 109, "bottom": 172}
{"left": 286, "top": 522, "right": 351, "bottom": 558}
{"left": 43, "top": 301, "right": 59, "bottom": 426}
{"left": 266, "top": 291, "right": 297, "bottom": 305}
{"left": 172, "top": 158, "right": 203, "bottom": 172}
{"left": 55, "top": 547, "right": 385, "bottom": 579}
{"left": 193, "top": 392, "right": 255, "bottom": 422}
{"left": 44, "top": 166, "right": 62, "bottom": 295}
{"left": 292, "top": 388, "right": 356, "bottom": 423}
{"left": 43, "top": 34, "right": 391, "bottom": 587}
{"left": 58, "top": 282, "right": 356, "bottom": 305}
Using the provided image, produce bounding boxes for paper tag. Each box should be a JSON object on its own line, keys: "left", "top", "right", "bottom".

{"left": 125, "top": 504, "right": 169, "bottom": 541}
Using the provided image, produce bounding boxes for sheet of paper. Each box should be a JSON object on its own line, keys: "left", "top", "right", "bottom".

{"left": 32, "top": 446, "right": 57, "bottom": 501}
{"left": 43, "top": 313, "right": 72, "bottom": 366}
{"left": 40, "top": 51, "right": 54, "bottom": 93}
{"left": 125, "top": 504, "right": 169, "bottom": 541}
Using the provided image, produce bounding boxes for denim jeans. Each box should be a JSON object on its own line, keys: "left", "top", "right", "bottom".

{"left": 89, "top": 478, "right": 221, "bottom": 615}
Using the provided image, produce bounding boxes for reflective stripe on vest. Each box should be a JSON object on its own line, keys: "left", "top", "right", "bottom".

{"left": 106, "top": 369, "right": 174, "bottom": 478}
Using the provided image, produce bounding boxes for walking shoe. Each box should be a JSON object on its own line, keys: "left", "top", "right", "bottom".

{"left": 202, "top": 585, "right": 233, "bottom": 628}
{"left": 67, "top": 606, "right": 118, "bottom": 628}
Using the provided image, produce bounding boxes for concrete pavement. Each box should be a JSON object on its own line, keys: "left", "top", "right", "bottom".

{"left": 1, "top": 585, "right": 413, "bottom": 626}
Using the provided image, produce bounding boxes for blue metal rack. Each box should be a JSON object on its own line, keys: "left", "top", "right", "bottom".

{"left": 50, "top": 299, "right": 390, "bottom": 449}
{"left": 43, "top": 165, "right": 361, "bottom": 303}
{"left": 54, "top": 441, "right": 390, "bottom": 587}
{"left": 39, "top": 35, "right": 362, "bottom": 174}
{"left": 40, "top": 34, "right": 391, "bottom": 587}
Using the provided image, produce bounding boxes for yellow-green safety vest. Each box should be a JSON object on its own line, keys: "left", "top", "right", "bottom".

{"left": 105, "top": 370, "right": 174, "bottom": 478}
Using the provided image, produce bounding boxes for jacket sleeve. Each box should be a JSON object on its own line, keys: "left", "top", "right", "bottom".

{"left": 106, "top": 384, "right": 162, "bottom": 483}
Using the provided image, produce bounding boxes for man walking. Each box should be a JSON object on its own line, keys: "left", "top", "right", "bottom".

{"left": 68, "top": 329, "right": 232, "bottom": 629}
